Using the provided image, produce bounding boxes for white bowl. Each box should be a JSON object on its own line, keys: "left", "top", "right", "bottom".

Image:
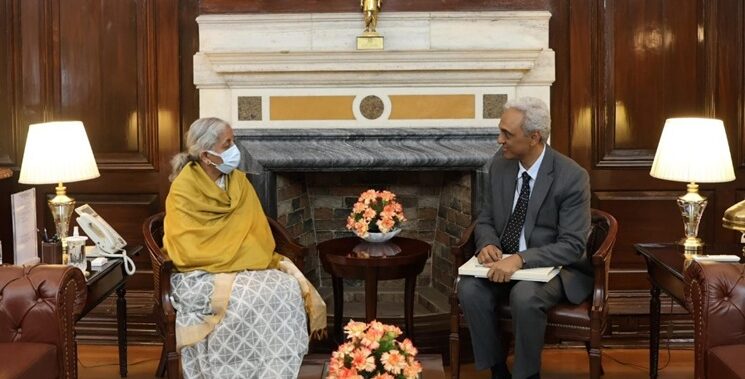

{"left": 359, "top": 228, "right": 401, "bottom": 243}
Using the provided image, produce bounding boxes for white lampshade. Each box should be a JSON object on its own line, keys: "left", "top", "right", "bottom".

{"left": 650, "top": 118, "right": 735, "bottom": 183}
{"left": 19, "top": 121, "right": 100, "bottom": 184}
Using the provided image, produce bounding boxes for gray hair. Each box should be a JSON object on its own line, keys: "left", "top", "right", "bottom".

{"left": 169, "top": 117, "right": 231, "bottom": 182}
{"left": 503, "top": 97, "right": 551, "bottom": 142}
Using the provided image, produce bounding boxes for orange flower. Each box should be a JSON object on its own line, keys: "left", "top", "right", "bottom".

{"left": 360, "top": 327, "right": 384, "bottom": 349}
{"left": 337, "top": 367, "right": 363, "bottom": 379}
{"left": 380, "top": 350, "right": 407, "bottom": 375}
{"left": 383, "top": 324, "right": 402, "bottom": 338}
{"left": 399, "top": 338, "right": 418, "bottom": 356}
{"left": 363, "top": 208, "right": 377, "bottom": 220}
{"left": 376, "top": 218, "right": 396, "bottom": 233}
{"left": 380, "top": 190, "right": 395, "bottom": 202}
{"left": 359, "top": 189, "right": 378, "bottom": 204}
{"left": 344, "top": 320, "right": 368, "bottom": 340}
{"left": 403, "top": 360, "right": 423, "bottom": 378}
{"left": 351, "top": 348, "right": 375, "bottom": 372}
{"left": 371, "top": 374, "right": 395, "bottom": 379}
{"left": 353, "top": 202, "right": 367, "bottom": 213}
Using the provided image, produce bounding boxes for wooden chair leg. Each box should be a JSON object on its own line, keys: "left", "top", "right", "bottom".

{"left": 166, "top": 350, "right": 181, "bottom": 379}
{"left": 585, "top": 341, "right": 603, "bottom": 379}
{"left": 449, "top": 327, "right": 461, "bottom": 379}
{"left": 156, "top": 345, "right": 167, "bottom": 377}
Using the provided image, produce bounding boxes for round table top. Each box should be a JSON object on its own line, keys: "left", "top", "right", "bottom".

{"left": 317, "top": 236, "right": 430, "bottom": 268}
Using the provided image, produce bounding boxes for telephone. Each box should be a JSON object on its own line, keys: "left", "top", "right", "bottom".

{"left": 75, "top": 204, "right": 136, "bottom": 275}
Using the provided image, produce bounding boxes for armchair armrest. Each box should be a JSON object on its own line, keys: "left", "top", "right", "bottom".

{"left": 685, "top": 261, "right": 745, "bottom": 379}
{"left": 0, "top": 265, "right": 87, "bottom": 378}
{"left": 268, "top": 217, "right": 308, "bottom": 271}
{"left": 451, "top": 221, "right": 477, "bottom": 274}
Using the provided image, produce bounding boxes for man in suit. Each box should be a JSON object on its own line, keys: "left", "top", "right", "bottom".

{"left": 458, "top": 97, "right": 592, "bottom": 379}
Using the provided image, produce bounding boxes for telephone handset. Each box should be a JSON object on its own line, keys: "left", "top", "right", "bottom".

{"left": 75, "top": 204, "right": 135, "bottom": 275}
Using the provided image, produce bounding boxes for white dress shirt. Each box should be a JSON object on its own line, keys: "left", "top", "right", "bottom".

{"left": 511, "top": 145, "right": 546, "bottom": 252}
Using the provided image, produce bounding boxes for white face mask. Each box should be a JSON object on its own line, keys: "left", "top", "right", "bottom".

{"left": 207, "top": 144, "right": 241, "bottom": 174}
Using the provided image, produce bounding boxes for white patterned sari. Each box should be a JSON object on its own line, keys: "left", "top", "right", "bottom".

{"left": 171, "top": 269, "right": 309, "bottom": 379}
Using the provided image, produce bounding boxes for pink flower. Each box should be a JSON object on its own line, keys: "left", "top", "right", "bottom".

{"left": 353, "top": 202, "right": 367, "bottom": 213}
{"left": 351, "top": 348, "right": 375, "bottom": 372}
{"left": 353, "top": 220, "right": 369, "bottom": 237}
{"left": 327, "top": 320, "right": 422, "bottom": 379}
{"left": 360, "top": 328, "right": 384, "bottom": 349}
{"left": 399, "top": 338, "right": 418, "bottom": 356}
{"left": 344, "top": 320, "right": 368, "bottom": 340}
{"left": 359, "top": 189, "right": 378, "bottom": 204}
{"left": 403, "top": 360, "right": 423, "bottom": 378}
{"left": 383, "top": 324, "right": 403, "bottom": 338}
{"left": 337, "top": 367, "right": 363, "bottom": 379}
{"left": 380, "top": 350, "right": 407, "bottom": 375}
{"left": 376, "top": 218, "right": 396, "bottom": 233}
{"left": 363, "top": 208, "right": 377, "bottom": 220}
{"left": 380, "top": 190, "right": 395, "bottom": 202}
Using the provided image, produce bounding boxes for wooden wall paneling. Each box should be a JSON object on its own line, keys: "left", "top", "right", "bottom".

{"left": 568, "top": 0, "right": 594, "bottom": 171}
{"left": 156, "top": 0, "right": 183, "bottom": 202}
{"left": 0, "top": 1, "right": 15, "bottom": 166}
{"left": 199, "top": 0, "right": 550, "bottom": 14}
{"left": 596, "top": 0, "right": 704, "bottom": 168}
{"left": 56, "top": 0, "right": 156, "bottom": 170}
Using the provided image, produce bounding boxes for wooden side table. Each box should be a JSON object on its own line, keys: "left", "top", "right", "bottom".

{"left": 635, "top": 242, "right": 744, "bottom": 379}
{"left": 318, "top": 237, "right": 430, "bottom": 342}
{"left": 80, "top": 245, "right": 141, "bottom": 377}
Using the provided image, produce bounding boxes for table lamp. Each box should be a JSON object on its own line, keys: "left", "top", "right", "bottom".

{"left": 722, "top": 200, "right": 745, "bottom": 254}
{"left": 18, "top": 121, "right": 100, "bottom": 246}
{"left": 650, "top": 118, "right": 735, "bottom": 252}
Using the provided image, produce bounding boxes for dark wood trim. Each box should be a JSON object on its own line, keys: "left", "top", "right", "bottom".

{"left": 199, "top": 0, "right": 550, "bottom": 14}
{"left": 702, "top": 0, "right": 717, "bottom": 117}
{"left": 179, "top": 0, "right": 199, "bottom": 138}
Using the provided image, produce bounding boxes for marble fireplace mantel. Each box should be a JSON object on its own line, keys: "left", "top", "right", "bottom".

{"left": 195, "top": 11, "right": 555, "bottom": 129}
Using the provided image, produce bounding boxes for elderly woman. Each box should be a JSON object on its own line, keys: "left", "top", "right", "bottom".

{"left": 164, "top": 117, "right": 325, "bottom": 379}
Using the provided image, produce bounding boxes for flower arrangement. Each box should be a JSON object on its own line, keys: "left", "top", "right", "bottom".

{"left": 326, "top": 320, "right": 422, "bottom": 379}
{"left": 346, "top": 189, "right": 406, "bottom": 238}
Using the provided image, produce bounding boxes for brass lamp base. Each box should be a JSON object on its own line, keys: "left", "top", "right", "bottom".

{"left": 677, "top": 182, "right": 707, "bottom": 254}
{"left": 722, "top": 200, "right": 745, "bottom": 255}
{"left": 48, "top": 182, "right": 75, "bottom": 249}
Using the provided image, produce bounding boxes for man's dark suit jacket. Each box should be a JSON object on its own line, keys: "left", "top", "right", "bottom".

{"left": 475, "top": 145, "right": 593, "bottom": 304}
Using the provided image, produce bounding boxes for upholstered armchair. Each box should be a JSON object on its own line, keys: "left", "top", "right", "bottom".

{"left": 449, "top": 208, "right": 617, "bottom": 379}
{"left": 685, "top": 260, "right": 745, "bottom": 379}
{"left": 142, "top": 212, "right": 308, "bottom": 379}
{"left": 0, "top": 264, "right": 87, "bottom": 379}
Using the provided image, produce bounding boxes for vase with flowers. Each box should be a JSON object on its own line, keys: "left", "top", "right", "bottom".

{"left": 326, "top": 320, "right": 422, "bottom": 379}
{"left": 346, "top": 189, "right": 406, "bottom": 243}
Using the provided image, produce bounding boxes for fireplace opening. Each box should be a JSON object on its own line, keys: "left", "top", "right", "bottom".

{"left": 272, "top": 170, "right": 474, "bottom": 318}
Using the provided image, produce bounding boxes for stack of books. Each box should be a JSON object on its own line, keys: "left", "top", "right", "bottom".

{"left": 458, "top": 255, "right": 561, "bottom": 282}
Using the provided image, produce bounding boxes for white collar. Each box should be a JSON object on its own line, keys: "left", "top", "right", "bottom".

{"left": 517, "top": 145, "right": 546, "bottom": 181}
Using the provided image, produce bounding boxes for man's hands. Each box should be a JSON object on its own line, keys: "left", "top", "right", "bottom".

{"left": 477, "top": 245, "right": 524, "bottom": 283}
{"left": 477, "top": 244, "right": 503, "bottom": 264}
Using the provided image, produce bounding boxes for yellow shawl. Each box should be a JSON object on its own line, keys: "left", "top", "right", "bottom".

{"left": 164, "top": 162, "right": 279, "bottom": 272}
{"left": 165, "top": 162, "right": 326, "bottom": 341}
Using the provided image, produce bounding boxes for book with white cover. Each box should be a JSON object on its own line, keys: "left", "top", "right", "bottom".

{"left": 458, "top": 255, "right": 561, "bottom": 282}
